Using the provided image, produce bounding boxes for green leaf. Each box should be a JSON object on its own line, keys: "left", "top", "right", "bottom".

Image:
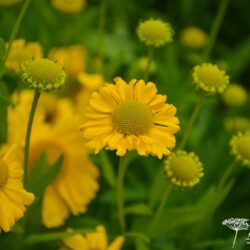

{"left": 125, "top": 232, "right": 150, "bottom": 244}
{"left": 28, "top": 153, "right": 64, "bottom": 198}
{"left": 135, "top": 239, "right": 150, "bottom": 250}
{"left": 24, "top": 228, "right": 92, "bottom": 245}
{"left": 125, "top": 203, "right": 152, "bottom": 216}
{"left": 0, "top": 38, "right": 5, "bottom": 60}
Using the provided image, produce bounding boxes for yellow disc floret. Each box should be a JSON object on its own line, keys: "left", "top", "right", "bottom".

{"left": 0, "top": 159, "right": 8, "bottom": 188}
{"left": 192, "top": 63, "right": 229, "bottom": 94}
{"left": 222, "top": 84, "right": 248, "bottom": 107}
{"left": 230, "top": 132, "right": 250, "bottom": 167}
{"left": 112, "top": 100, "right": 153, "bottom": 135}
{"left": 137, "top": 19, "right": 173, "bottom": 47}
{"left": 165, "top": 150, "right": 204, "bottom": 188}
{"left": 21, "top": 58, "right": 66, "bottom": 91}
{"left": 180, "top": 26, "right": 208, "bottom": 49}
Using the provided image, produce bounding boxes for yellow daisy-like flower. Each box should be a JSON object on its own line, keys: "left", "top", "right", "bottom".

{"left": 60, "top": 225, "right": 125, "bottom": 250}
{"left": 224, "top": 117, "right": 250, "bottom": 133}
{"left": 49, "top": 45, "right": 87, "bottom": 79}
{"left": 0, "top": 0, "right": 21, "bottom": 6}
{"left": 222, "top": 84, "right": 248, "bottom": 107}
{"left": 8, "top": 91, "right": 99, "bottom": 228}
{"left": 180, "top": 26, "right": 208, "bottom": 49}
{"left": 51, "top": 0, "right": 85, "bottom": 13}
{"left": 21, "top": 58, "right": 66, "bottom": 91}
{"left": 5, "top": 39, "right": 43, "bottom": 74}
{"left": 0, "top": 145, "right": 34, "bottom": 232}
{"left": 164, "top": 150, "right": 204, "bottom": 188}
{"left": 192, "top": 63, "right": 229, "bottom": 94}
{"left": 80, "top": 77, "right": 180, "bottom": 159}
{"left": 137, "top": 19, "right": 173, "bottom": 47}
{"left": 230, "top": 132, "right": 250, "bottom": 167}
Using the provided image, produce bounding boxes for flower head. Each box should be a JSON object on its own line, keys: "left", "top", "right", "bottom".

{"left": 230, "top": 132, "right": 250, "bottom": 167}
{"left": 60, "top": 225, "right": 125, "bottom": 250}
{"left": 0, "top": 145, "right": 34, "bottom": 232}
{"left": 78, "top": 73, "right": 104, "bottom": 91}
{"left": 21, "top": 58, "right": 66, "bottom": 91}
{"left": 49, "top": 45, "right": 87, "bottom": 79}
{"left": 224, "top": 117, "right": 250, "bottom": 133}
{"left": 180, "top": 26, "right": 208, "bottom": 49}
{"left": 5, "top": 39, "right": 43, "bottom": 74}
{"left": 222, "top": 218, "right": 249, "bottom": 231}
{"left": 137, "top": 19, "right": 173, "bottom": 47}
{"left": 164, "top": 150, "right": 204, "bottom": 188}
{"left": 80, "top": 77, "right": 180, "bottom": 159}
{"left": 51, "top": 0, "right": 85, "bottom": 13}
{"left": 192, "top": 63, "right": 229, "bottom": 94}
{"left": 222, "top": 84, "right": 248, "bottom": 107}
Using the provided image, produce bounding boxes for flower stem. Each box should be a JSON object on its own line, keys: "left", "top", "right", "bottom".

{"left": 179, "top": 93, "right": 205, "bottom": 150}
{"left": 23, "top": 90, "right": 41, "bottom": 188}
{"left": 97, "top": 0, "right": 107, "bottom": 75}
{"left": 203, "top": 0, "right": 230, "bottom": 61}
{"left": 3, "top": 0, "right": 33, "bottom": 62}
{"left": 116, "top": 156, "right": 128, "bottom": 234}
{"left": 232, "top": 230, "right": 238, "bottom": 248}
{"left": 148, "top": 184, "right": 172, "bottom": 236}
{"left": 144, "top": 46, "right": 155, "bottom": 82}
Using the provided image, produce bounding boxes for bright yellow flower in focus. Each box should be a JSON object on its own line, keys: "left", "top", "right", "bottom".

{"left": 224, "top": 117, "right": 250, "bottom": 133}
{"left": 49, "top": 45, "right": 87, "bottom": 79}
{"left": 5, "top": 39, "right": 43, "bottom": 74}
{"left": 0, "top": 0, "right": 21, "bottom": 5}
{"left": 60, "top": 225, "right": 125, "bottom": 250}
{"left": 180, "top": 26, "right": 208, "bottom": 49}
{"left": 8, "top": 91, "right": 99, "bottom": 228}
{"left": 80, "top": 77, "right": 180, "bottom": 159}
{"left": 51, "top": 0, "right": 85, "bottom": 13}
{"left": 0, "top": 145, "right": 34, "bottom": 232}
{"left": 222, "top": 84, "right": 248, "bottom": 107}
{"left": 137, "top": 19, "right": 173, "bottom": 47}
{"left": 230, "top": 132, "right": 250, "bottom": 167}
{"left": 165, "top": 150, "right": 204, "bottom": 188}
{"left": 192, "top": 63, "right": 229, "bottom": 94}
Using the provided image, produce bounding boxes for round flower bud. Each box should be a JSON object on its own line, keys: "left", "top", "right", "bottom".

{"left": 164, "top": 150, "right": 204, "bottom": 188}
{"left": 137, "top": 19, "right": 173, "bottom": 47}
{"left": 222, "top": 84, "right": 248, "bottom": 107}
{"left": 192, "top": 63, "right": 229, "bottom": 95}
{"left": 230, "top": 132, "right": 250, "bottom": 167}
{"left": 21, "top": 58, "right": 66, "bottom": 92}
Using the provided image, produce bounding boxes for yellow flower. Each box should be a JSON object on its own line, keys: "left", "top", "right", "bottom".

{"left": 137, "top": 19, "right": 173, "bottom": 47}
{"left": 180, "top": 26, "right": 208, "bottom": 49}
{"left": 222, "top": 84, "right": 248, "bottom": 107}
{"left": 8, "top": 91, "right": 99, "bottom": 228}
{"left": 5, "top": 39, "right": 43, "bottom": 73}
{"left": 51, "top": 0, "right": 85, "bottom": 13}
{"left": 21, "top": 58, "right": 66, "bottom": 91}
{"left": 78, "top": 73, "right": 104, "bottom": 91}
{"left": 164, "top": 150, "right": 204, "bottom": 188}
{"left": 80, "top": 77, "right": 180, "bottom": 159}
{"left": 0, "top": 145, "right": 34, "bottom": 232}
{"left": 0, "top": 0, "right": 21, "bottom": 6}
{"left": 192, "top": 63, "right": 229, "bottom": 94}
{"left": 224, "top": 117, "right": 250, "bottom": 133}
{"left": 49, "top": 45, "right": 87, "bottom": 79}
{"left": 230, "top": 132, "right": 250, "bottom": 167}
{"left": 60, "top": 225, "right": 125, "bottom": 250}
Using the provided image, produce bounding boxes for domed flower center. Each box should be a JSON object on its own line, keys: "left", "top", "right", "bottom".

{"left": 197, "top": 65, "right": 226, "bottom": 87}
{"left": 171, "top": 155, "right": 200, "bottom": 181}
{"left": 112, "top": 100, "right": 153, "bottom": 135}
{"left": 237, "top": 135, "right": 250, "bottom": 161}
{"left": 0, "top": 159, "right": 8, "bottom": 188}
{"left": 26, "top": 58, "right": 62, "bottom": 84}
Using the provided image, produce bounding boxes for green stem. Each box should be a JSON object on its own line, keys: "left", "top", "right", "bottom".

{"left": 3, "top": 0, "right": 33, "bottom": 62}
{"left": 23, "top": 90, "right": 41, "bottom": 188}
{"left": 148, "top": 184, "right": 172, "bottom": 235}
{"left": 203, "top": 0, "right": 230, "bottom": 61}
{"left": 179, "top": 93, "right": 205, "bottom": 150}
{"left": 117, "top": 156, "right": 128, "bottom": 234}
{"left": 144, "top": 46, "right": 155, "bottom": 82}
{"left": 97, "top": 0, "right": 107, "bottom": 74}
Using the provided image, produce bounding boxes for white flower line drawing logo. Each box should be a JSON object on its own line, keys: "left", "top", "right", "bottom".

{"left": 222, "top": 218, "right": 249, "bottom": 248}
